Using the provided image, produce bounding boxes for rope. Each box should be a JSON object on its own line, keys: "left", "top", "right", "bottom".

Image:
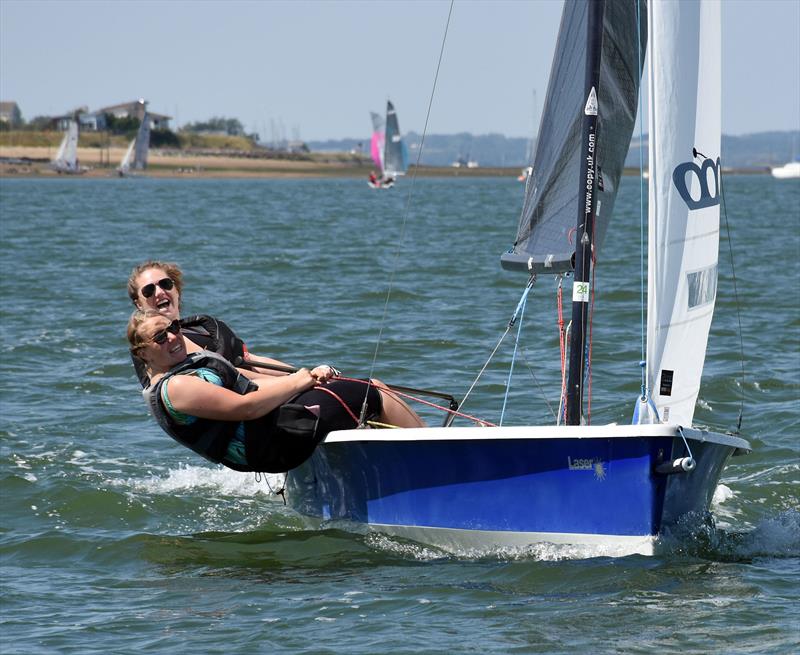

{"left": 719, "top": 170, "right": 746, "bottom": 433}
{"left": 254, "top": 471, "right": 287, "bottom": 505}
{"left": 507, "top": 339, "right": 558, "bottom": 421}
{"left": 313, "top": 385, "right": 361, "bottom": 426}
{"left": 499, "top": 279, "right": 532, "bottom": 425}
{"left": 677, "top": 426, "right": 695, "bottom": 461}
{"left": 335, "top": 375, "right": 497, "bottom": 427}
{"left": 457, "top": 277, "right": 534, "bottom": 420}
{"left": 556, "top": 276, "right": 567, "bottom": 423}
{"left": 361, "top": 0, "right": 455, "bottom": 422}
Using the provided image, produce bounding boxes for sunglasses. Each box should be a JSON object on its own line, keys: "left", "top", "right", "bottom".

{"left": 150, "top": 319, "right": 181, "bottom": 345}
{"left": 141, "top": 277, "right": 174, "bottom": 298}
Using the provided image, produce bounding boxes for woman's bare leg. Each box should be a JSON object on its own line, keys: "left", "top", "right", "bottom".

{"left": 371, "top": 379, "right": 426, "bottom": 428}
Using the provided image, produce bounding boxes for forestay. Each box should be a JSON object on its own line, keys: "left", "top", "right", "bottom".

{"left": 646, "top": 0, "right": 721, "bottom": 426}
{"left": 501, "top": 0, "right": 646, "bottom": 274}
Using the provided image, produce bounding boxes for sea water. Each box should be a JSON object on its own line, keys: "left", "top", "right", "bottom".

{"left": 0, "top": 175, "right": 797, "bottom": 654}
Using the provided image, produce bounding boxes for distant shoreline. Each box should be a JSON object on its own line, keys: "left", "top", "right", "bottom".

{"left": 0, "top": 146, "right": 772, "bottom": 179}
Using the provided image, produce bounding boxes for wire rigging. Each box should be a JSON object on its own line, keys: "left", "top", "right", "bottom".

{"left": 719, "top": 172, "right": 746, "bottom": 433}
{"left": 360, "top": 0, "right": 455, "bottom": 423}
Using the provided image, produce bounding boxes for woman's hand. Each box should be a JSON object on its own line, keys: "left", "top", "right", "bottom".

{"left": 310, "top": 364, "right": 338, "bottom": 384}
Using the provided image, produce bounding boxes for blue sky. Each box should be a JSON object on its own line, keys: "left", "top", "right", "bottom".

{"left": 1, "top": 0, "right": 798, "bottom": 141}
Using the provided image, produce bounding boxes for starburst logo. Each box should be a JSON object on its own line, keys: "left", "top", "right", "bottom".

{"left": 593, "top": 461, "right": 607, "bottom": 481}
{"left": 567, "top": 456, "right": 607, "bottom": 481}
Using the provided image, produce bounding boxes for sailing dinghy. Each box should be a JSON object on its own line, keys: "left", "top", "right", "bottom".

{"left": 368, "top": 100, "right": 409, "bottom": 188}
{"left": 51, "top": 119, "right": 81, "bottom": 174}
{"left": 287, "top": 0, "right": 750, "bottom": 556}
{"left": 118, "top": 109, "right": 151, "bottom": 176}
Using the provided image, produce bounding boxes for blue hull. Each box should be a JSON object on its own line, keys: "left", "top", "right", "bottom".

{"left": 286, "top": 425, "right": 749, "bottom": 555}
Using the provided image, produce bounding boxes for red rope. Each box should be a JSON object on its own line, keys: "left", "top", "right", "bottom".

{"left": 312, "top": 385, "right": 361, "bottom": 425}
{"left": 557, "top": 279, "right": 567, "bottom": 414}
{"left": 586, "top": 229, "right": 598, "bottom": 425}
{"left": 332, "top": 375, "right": 497, "bottom": 427}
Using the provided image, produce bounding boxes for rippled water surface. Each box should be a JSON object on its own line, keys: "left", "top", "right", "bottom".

{"left": 1, "top": 175, "right": 798, "bottom": 654}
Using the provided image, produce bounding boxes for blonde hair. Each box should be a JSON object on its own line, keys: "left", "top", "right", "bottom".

{"left": 127, "top": 260, "right": 184, "bottom": 306}
{"left": 127, "top": 310, "right": 169, "bottom": 357}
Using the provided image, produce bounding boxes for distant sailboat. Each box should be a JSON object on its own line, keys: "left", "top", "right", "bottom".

{"left": 51, "top": 120, "right": 81, "bottom": 174}
{"left": 118, "top": 110, "right": 151, "bottom": 176}
{"left": 368, "top": 100, "right": 408, "bottom": 188}
{"left": 770, "top": 160, "right": 800, "bottom": 179}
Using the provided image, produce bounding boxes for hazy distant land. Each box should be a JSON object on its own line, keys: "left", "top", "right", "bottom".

{"left": 1, "top": 129, "right": 796, "bottom": 179}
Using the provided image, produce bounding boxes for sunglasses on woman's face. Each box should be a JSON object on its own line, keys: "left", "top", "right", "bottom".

{"left": 151, "top": 320, "right": 181, "bottom": 345}
{"left": 141, "top": 277, "right": 174, "bottom": 298}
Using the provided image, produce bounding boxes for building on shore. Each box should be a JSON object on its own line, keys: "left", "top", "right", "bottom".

{"left": 95, "top": 100, "right": 171, "bottom": 130}
{"left": 0, "top": 101, "right": 23, "bottom": 127}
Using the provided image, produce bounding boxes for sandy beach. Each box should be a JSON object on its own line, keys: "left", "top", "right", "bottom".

{"left": 0, "top": 145, "right": 517, "bottom": 179}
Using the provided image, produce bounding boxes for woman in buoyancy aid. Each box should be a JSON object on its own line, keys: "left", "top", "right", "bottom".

{"left": 128, "top": 311, "right": 425, "bottom": 473}
{"left": 127, "top": 259, "right": 289, "bottom": 387}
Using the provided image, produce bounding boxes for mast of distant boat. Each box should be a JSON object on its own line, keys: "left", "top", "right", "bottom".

{"left": 565, "top": 0, "right": 604, "bottom": 426}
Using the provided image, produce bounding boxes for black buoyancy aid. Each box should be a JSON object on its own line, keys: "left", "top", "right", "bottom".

{"left": 145, "top": 351, "right": 257, "bottom": 470}
{"left": 180, "top": 314, "right": 246, "bottom": 361}
{"left": 133, "top": 314, "right": 246, "bottom": 388}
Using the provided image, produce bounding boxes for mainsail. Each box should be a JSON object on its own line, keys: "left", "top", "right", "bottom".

{"left": 501, "top": 0, "right": 646, "bottom": 274}
{"left": 383, "top": 100, "right": 408, "bottom": 177}
{"left": 645, "top": 0, "right": 721, "bottom": 426}
{"left": 119, "top": 111, "right": 151, "bottom": 175}
{"left": 52, "top": 120, "right": 79, "bottom": 173}
{"left": 370, "top": 111, "right": 385, "bottom": 174}
{"left": 133, "top": 111, "right": 150, "bottom": 170}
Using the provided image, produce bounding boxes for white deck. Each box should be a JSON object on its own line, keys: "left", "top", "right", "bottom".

{"left": 323, "top": 423, "right": 751, "bottom": 451}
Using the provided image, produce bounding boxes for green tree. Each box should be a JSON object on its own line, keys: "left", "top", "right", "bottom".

{"left": 105, "top": 113, "right": 141, "bottom": 136}
{"left": 150, "top": 128, "right": 180, "bottom": 148}
{"left": 183, "top": 116, "right": 245, "bottom": 136}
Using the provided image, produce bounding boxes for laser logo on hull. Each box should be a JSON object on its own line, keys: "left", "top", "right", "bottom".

{"left": 568, "top": 456, "right": 607, "bottom": 480}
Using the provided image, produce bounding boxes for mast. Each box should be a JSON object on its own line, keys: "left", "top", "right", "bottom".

{"left": 565, "top": 0, "right": 605, "bottom": 425}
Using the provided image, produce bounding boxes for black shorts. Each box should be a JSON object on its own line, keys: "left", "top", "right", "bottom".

{"left": 292, "top": 379, "right": 382, "bottom": 433}
{"left": 240, "top": 379, "right": 382, "bottom": 473}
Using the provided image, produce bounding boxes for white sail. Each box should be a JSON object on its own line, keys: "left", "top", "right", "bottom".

{"left": 52, "top": 120, "right": 79, "bottom": 172}
{"left": 118, "top": 110, "right": 150, "bottom": 175}
{"left": 646, "top": 0, "right": 721, "bottom": 426}
{"left": 118, "top": 138, "right": 136, "bottom": 175}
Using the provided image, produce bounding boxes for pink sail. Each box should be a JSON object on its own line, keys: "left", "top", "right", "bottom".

{"left": 369, "top": 111, "right": 385, "bottom": 173}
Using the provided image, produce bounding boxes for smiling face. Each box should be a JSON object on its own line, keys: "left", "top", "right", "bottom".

{"left": 134, "top": 314, "right": 187, "bottom": 373}
{"left": 133, "top": 267, "right": 180, "bottom": 320}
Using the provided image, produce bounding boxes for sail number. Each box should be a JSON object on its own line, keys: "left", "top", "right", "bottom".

{"left": 573, "top": 282, "right": 590, "bottom": 302}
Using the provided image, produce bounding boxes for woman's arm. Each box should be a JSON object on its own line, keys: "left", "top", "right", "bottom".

{"left": 238, "top": 364, "right": 336, "bottom": 384}
{"left": 165, "top": 369, "right": 317, "bottom": 421}
{"left": 240, "top": 352, "right": 296, "bottom": 377}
